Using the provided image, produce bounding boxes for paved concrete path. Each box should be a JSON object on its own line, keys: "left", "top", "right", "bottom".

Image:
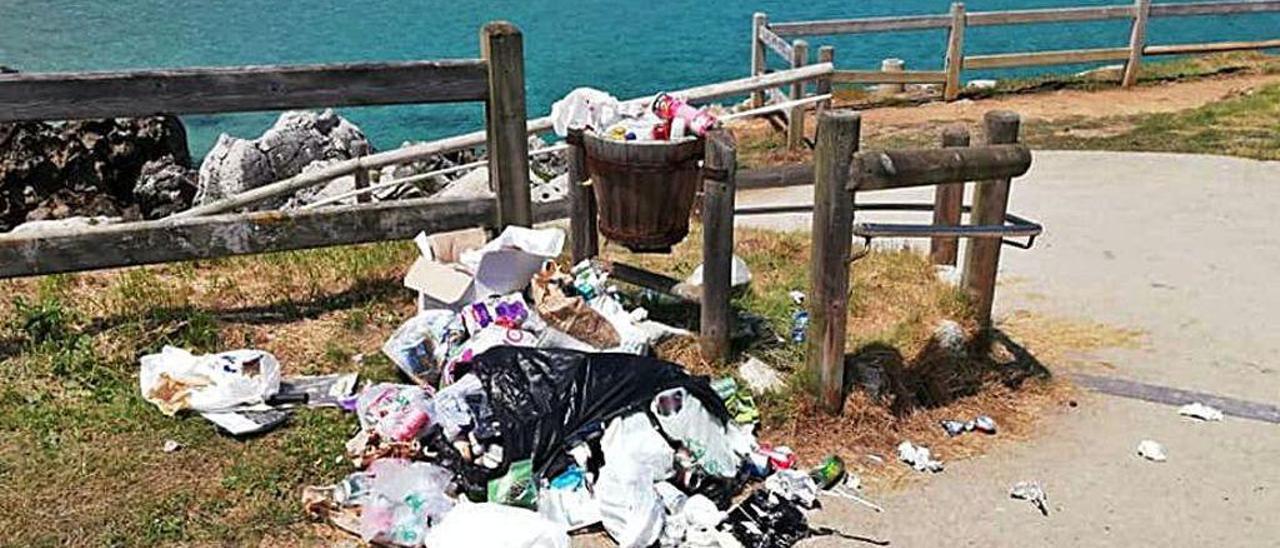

{"left": 734, "top": 151, "right": 1280, "bottom": 547}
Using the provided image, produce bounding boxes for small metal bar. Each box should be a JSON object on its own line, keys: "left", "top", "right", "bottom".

{"left": 854, "top": 221, "right": 1041, "bottom": 238}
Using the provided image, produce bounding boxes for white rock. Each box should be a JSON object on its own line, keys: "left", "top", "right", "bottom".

{"left": 430, "top": 167, "right": 494, "bottom": 201}
{"left": 1178, "top": 402, "right": 1224, "bottom": 422}
{"left": 195, "top": 134, "right": 273, "bottom": 204}
{"left": 11, "top": 216, "right": 120, "bottom": 234}
{"left": 966, "top": 79, "right": 998, "bottom": 90}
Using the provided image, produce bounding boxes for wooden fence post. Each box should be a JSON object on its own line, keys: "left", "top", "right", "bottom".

{"left": 482, "top": 21, "right": 532, "bottom": 229}
{"left": 807, "top": 110, "right": 861, "bottom": 414}
{"left": 962, "top": 111, "right": 1020, "bottom": 327}
{"left": 1122, "top": 0, "right": 1151, "bottom": 87}
{"left": 788, "top": 40, "right": 809, "bottom": 150}
{"left": 751, "top": 13, "right": 768, "bottom": 108}
{"left": 816, "top": 46, "right": 835, "bottom": 112}
{"left": 701, "top": 129, "right": 738, "bottom": 364}
{"left": 352, "top": 141, "right": 371, "bottom": 204}
{"left": 944, "top": 2, "right": 967, "bottom": 101}
{"left": 930, "top": 125, "right": 970, "bottom": 265}
{"left": 566, "top": 128, "right": 598, "bottom": 263}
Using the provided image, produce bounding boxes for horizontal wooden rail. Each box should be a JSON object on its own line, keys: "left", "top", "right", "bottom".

{"left": 759, "top": 25, "right": 793, "bottom": 60}
{"left": 967, "top": 5, "right": 1134, "bottom": 26}
{"left": 0, "top": 60, "right": 489, "bottom": 123}
{"left": 0, "top": 197, "right": 492, "bottom": 278}
{"left": 849, "top": 144, "right": 1032, "bottom": 191}
{"left": 963, "top": 47, "right": 1131, "bottom": 69}
{"left": 737, "top": 163, "right": 814, "bottom": 190}
{"left": 770, "top": 14, "right": 952, "bottom": 36}
{"left": 1149, "top": 0, "right": 1280, "bottom": 17}
{"left": 832, "top": 69, "right": 947, "bottom": 84}
{"left": 1144, "top": 38, "right": 1280, "bottom": 55}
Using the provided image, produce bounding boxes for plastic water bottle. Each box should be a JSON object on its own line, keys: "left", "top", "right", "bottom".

{"left": 790, "top": 310, "right": 809, "bottom": 343}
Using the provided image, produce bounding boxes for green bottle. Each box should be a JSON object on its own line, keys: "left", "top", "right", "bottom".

{"left": 809, "top": 454, "right": 846, "bottom": 489}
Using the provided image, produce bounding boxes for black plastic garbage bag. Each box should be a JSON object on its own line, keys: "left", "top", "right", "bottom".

{"left": 725, "top": 489, "right": 812, "bottom": 548}
{"left": 470, "top": 346, "right": 729, "bottom": 478}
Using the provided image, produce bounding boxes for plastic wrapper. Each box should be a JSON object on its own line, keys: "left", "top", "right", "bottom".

{"left": 432, "top": 374, "right": 486, "bottom": 441}
{"left": 381, "top": 309, "right": 463, "bottom": 387}
{"left": 1010, "top": 480, "right": 1049, "bottom": 516}
{"left": 539, "top": 465, "right": 603, "bottom": 532}
{"left": 355, "top": 384, "right": 435, "bottom": 442}
{"left": 550, "top": 87, "right": 632, "bottom": 137}
{"left": 360, "top": 459, "right": 455, "bottom": 546}
{"left": 764, "top": 469, "right": 819, "bottom": 509}
{"left": 139, "top": 346, "right": 281, "bottom": 416}
{"left": 897, "top": 441, "right": 944, "bottom": 473}
{"left": 489, "top": 458, "right": 539, "bottom": 509}
{"left": 447, "top": 325, "right": 539, "bottom": 381}
{"left": 426, "top": 502, "right": 570, "bottom": 548}
{"left": 460, "top": 292, "right": 541, "bottom": 335}
{"left": 469, "top": 346, "right": 729, "bottom": 479}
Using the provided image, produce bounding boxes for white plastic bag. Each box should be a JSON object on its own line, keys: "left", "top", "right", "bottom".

{"left": 550, "top": 87, "right": 626, "bottom": 136}
{"left": 426, "top": 501, "right": 570, "bottom": 548}
{"left": 651, "top": 387, "right": 742, "bottom": 478}
{"left": 361, "top": 459, "right": 455, "bottom": 546}
{"left": 381, "top": 309, "right": 462, "bottom": 385}
{"left": 601, "top": 412, "right": 675, "bottom": 482}
{"left": 459, "top": 226, "right": 565, "bottom": 297}
{"left": 595, "top": 456, "right": 665, "bottom": 548}
{"left": 139, "top": 346, "right": 281, "bottom": 416}
{"left": 431, "top": 374, "right": 485, "bottom": 441}
{"left": 356, "top": 384, "right": 435, "bottom": 442}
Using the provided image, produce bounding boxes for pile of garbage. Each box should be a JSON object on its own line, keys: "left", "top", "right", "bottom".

{"left": 137, "top": 224, "right": 865, "bottom": 547}
{"left": 551, "top": 88, "right": 721, "bottom": 142}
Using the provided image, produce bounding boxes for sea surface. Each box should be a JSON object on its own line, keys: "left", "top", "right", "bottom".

{"left": 1, "top": 0, "right": 1275, "bottom": 156}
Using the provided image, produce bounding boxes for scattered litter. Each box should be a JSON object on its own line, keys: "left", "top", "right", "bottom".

{"left": 1179, "top": 402, "right": 1224, "bottom": 422}
{"left": 201, "top": 408, "right": 291, "bottom": 437}
{"left": 355, "top": 384, "right": 434, "bottom": 443}
{"left": 787, "top": 290, "right": 805, "bottom": 305}
{"left": 940, "top": 414, "right": 997, "bottom": 437}
{"left": 897, "top": 441, "right": 944, "bottom": 473}
{"left": 738, "top": 355, "right": 785, "bottom": 395}
{"left": 765, "top": 469, "right": 820, "bottom": 508}
{"left": 360, "top": 459, "right": 455, "bottom": 545}
{"left": 808, "top": 454, "right": 846, "bottom": 489}
{"left": 139, "top": 346, "right": 282, "bottom": 415}
{"left": 685, "top": 255, "right": 752, "bottom": 289}
{"left": 790, "top": 310, "right": 809, "bottom": 343}
{"left": 162, "top": 439, "right": 183, "bottom": 453}
{"left": 712, "top": 377, "right": 760, "bottom": 425}
{"left": 1009, "top": 481, "right": 1049, "bottom": 516}
{"left": 425, "top": 502, "right": 569, "bottom": 548}
{"left": 278, "top": 373, "right": 359, "bottom": 408}
{"left": 550, "top": 87, "right": 637, "bottom": 137}
{"left": 1137, "top": 440, "right": 1167, "bottom": 462}
{"left": 821, "top": 473, "right": 885, "bottom": 513}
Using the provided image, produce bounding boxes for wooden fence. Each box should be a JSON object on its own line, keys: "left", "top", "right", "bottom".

{"left": 752, "top": 0, "right": 1280, "bottom": 106}
{"left": 0, "top": 21, "right": 833, "bottom": 280}
{"left": 805, "top": 109, "right": 1038, "bottom": 412}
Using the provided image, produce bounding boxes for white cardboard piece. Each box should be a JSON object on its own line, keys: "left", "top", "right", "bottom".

{"left": 403, "top": 227, "right": 564, "bottom": 310}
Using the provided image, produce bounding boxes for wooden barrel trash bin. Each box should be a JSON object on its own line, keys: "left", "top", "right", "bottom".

{"left": 582, "top": 132, "right": 704, "bottom": 253}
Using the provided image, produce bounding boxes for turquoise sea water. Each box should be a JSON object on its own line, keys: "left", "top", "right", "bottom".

{"left": 1, "top": 0, "right": 1275, "bottom": 156}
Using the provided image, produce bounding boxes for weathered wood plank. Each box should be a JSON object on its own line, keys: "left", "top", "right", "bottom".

{"left": 0, "top": 198, "right": 495, "bottom": 279}
{"left": 849, "top": 144, "right": 1031, "bottom": 191}
{"left": 772, "top": 15, "right": 952, "bottom": 36}
{"left": 831, "top": 70, "right": 948, "bottom": 84}
{"left": 944, "top": 2, "right": 968, "bottom": 101}
{"left": 1122, "top": 0, "right": 1152, "bottom": 87}
{"left": 700, "top": 129, "right": 738, "bottom": 364}
{"left": 0, "top": 60, "right": 488, "bottom": 123}
{"left": 816, "top": 46, "right": 835, "bottom": 112}
{"left": 1144, "top": 39, "right": 1280, "bottom": 55}
{"left": 737, "top": 163, "right": 814, "bottom": 189}
{"left": 751, "top": 13, "right": 769, "bottom": 107}
{"left": 1149, "top": 0, "right": 1280, "bottom": 17}
{"left": 807, "top": 110, "right": 860, "bottom": 414}
{"left": 788, "top": 41, "right": 809, "bottom": 151}
{"left": 483, "top": 21, "right": 533, "bottom": 229}
{"left": 931, "top": 125, "right": 970, "bottom": 266}
{"left": 967, "top": 4, "right": 1134, "bottom": 26}
{"left": 566, "top": 129, "right": 598, "bottom": 263}
{"left": 963, "top": 47, "right": 1132, "bottom": 69}
{"left": 961, "top": 111, "right": 1021, "bottom": 327}
{"left": 760, "top": 25, "right": 794, "bottom": 61}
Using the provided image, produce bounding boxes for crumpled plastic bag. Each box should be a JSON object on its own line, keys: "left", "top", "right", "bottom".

{"left": 360, "top": 458, "right": 455, "bottom": 546}
{"left": 897, "top": 441, "right": 944, "bottom": 473}
{"left": 139, "top": 346, "right": 281, "bottom": 416}
{"left": 596, "top": 452, "right": 665, "bottom": 548}
{"left": 764, "top": 470, "right": 819, "bottom": 508}
{"left": 381, "top": 309, "right": 464, "bottom": 387}
{"left": 602, "top": 412, "right": 675, "bottom": 482}
{"left": 550, "top": 87, "right": 634, "bottom": 137}
{"left": 431, "top": 373, "right": 486, "bottom": 441}
{"left": 355, "top": 384, "right": 435, "bottom": 442}
{"left": 426, "top": 501, "right": 570, "bottom": 548}
{"left": 530, "top": 264, "right": 620, "bottom": 349}
{"left": 652, "top": 387, "right": 744, "bottom": 478}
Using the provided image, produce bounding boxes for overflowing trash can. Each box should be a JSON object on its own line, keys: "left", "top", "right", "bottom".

{"left": 582, "top": 133, "right": 704, "bottom": 252}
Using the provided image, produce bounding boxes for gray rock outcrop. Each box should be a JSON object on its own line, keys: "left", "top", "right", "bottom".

{"left": 194, "top": 109, "right": 370, "bottom": 207}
